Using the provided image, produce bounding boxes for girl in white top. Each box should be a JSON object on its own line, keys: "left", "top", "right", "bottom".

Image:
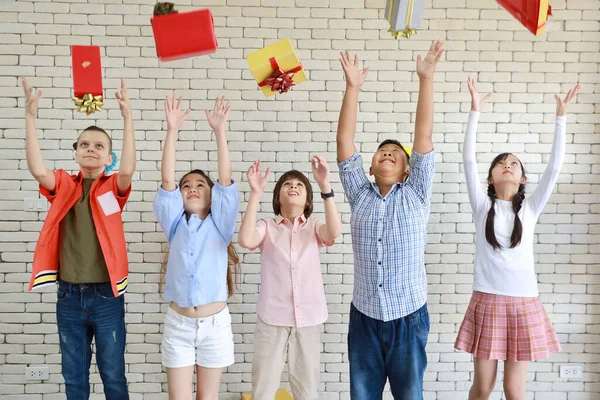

{"left": 455, "top": 77, "right": 580, "bottom": 400}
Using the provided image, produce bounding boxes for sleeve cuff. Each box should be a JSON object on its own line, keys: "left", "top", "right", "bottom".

{"left": 409, "top": 149, "right": 435, "bottom": 169}
{"left": 337, "top": 152, "right": 363, "bottom": 172}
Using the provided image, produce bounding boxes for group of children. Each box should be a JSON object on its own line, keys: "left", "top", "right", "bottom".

{"left": 22, "top": 39, "right": 580, "bottom": 400}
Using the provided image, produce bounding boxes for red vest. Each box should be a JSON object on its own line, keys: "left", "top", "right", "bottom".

{"left": 29, "top": 170, "right": 131, "bottom": 297}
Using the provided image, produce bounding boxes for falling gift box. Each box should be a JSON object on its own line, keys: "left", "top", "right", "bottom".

{"left": 151, "top": 3, "right": 218, "bottom": 62}
{"left": 71, "top": 45, "right": 104, "bottom": 115}
{"left": 247, "top": 38, "right": 307, "bottom": 97}
{"left": 497, "top": 0, "right": 552, "bottom": 35}
{"left": 385, "top": 0, "right": 426, "bottom": 39}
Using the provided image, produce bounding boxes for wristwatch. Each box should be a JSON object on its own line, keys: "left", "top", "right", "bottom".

{"left": 321, "top": 190, "right": 334, "bottom": 200}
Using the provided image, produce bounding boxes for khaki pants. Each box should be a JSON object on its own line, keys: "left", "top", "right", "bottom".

{"left": 251, "top": 317, "right": 321, "bottom": 400}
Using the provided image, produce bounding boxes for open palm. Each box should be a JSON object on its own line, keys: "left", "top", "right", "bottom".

{"left": 467, "top": 76, "right": 492, "bottom": 112}
{"left": 247, "top": 160, "right": 270, "bottom": 194}
{"left": 339, "top": 51, "right": 369, "bottom": 89}
{"left": 205, "top": 96, "right": 231, "bottom": 133}
{"left": 416, "top": 40, "right": 444, "bottom": 80}
{"left": 164, "top": 93, "right": 191, "bottom": 132}
{"left": 21, "top": 77, "right": 42, "bottom": 118}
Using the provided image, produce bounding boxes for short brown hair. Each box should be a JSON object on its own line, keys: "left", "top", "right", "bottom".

{"left": 73, "top": 125, "right": 113, "bottom": 152}
{"left": 272, "top": 170, "right": 313, "bottom": 218}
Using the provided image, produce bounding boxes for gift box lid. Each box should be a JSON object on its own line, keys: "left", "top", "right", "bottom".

{"left": 72, "top": 45, "right": 103, "bottom": 98}
{"left": 247, "top": 38, "right": 308, "bottom": 97}
{"left": 151, "top": 8, "right": 218, "bottom": 62}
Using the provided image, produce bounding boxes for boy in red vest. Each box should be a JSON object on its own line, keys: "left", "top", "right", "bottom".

{"left": 23, "top": 77, "right": 136, "bottom": 400}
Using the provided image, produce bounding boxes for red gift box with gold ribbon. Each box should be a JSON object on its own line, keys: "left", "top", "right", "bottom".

{"left": 151, "top": 4, "right": 218, "bottom": 62}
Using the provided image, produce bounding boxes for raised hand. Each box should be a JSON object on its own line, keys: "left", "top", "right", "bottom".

{"left": 115, "top": 78, "right": 132, "bottom": 120}
{"left": 247, "top": 160, "right": 270, "bottom": 195}
{"left": 339, "top": 51, "right": 369, "bottom": 89}
{"left": 205, "top": 96, "right": 231, "bottom": 134}
{"left": 311, "top": 155, "right": 331, "bottom": 191}
{"left": 416, "top": 40, "right": 444, "bottom": 80}
{"left": 467, "top": 76, "right": 492, "bottom": 112}
{"left": 164, "top": 93, "right": 191, "bottom": 132}
{"left": 21, "top": 77, "right": 42, "bottom": 119}
{"left": 555, "top": 83, "right": 581, "bottom": 117}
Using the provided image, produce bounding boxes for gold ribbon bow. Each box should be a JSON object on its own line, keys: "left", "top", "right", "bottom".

{"left": 387, "top": 0, "right": 418, "bottom": 39}
{"left": 72, "top": 94, "right": 104, "bottom": 115}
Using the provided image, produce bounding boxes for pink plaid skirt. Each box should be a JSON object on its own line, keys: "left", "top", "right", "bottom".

{"left": 454, "top": 291, "right": 561, "bottom": 361}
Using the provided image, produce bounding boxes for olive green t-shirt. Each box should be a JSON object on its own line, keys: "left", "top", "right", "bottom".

{"left": 59, "top": 178, "right": 110, "bottom": 283}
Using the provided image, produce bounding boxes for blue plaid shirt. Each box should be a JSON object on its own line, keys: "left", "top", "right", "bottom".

{"left": 338, "top": 150, "right": 435, "bottom": 321}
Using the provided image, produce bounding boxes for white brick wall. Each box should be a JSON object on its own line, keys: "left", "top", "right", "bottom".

{"left": 0, "top": 0, "right": 598, "bottom": 399}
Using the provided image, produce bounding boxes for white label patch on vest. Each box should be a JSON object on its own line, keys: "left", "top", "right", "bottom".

{"left": 97, "top": 191, "right": 120, "bottom": 216}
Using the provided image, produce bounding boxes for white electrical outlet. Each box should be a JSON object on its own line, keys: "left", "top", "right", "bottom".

{"left": 559, "top": 365, "right": 583, "bottom": 379}
{"left": 25, "top": 366, "right": 49, "bottom": 381}
{"left": 24, "top": 198, "right": 47, "bottom": 212}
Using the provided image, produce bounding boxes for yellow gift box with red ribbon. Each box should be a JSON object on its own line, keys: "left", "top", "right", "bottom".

{"left": 385, "top": 0, "right": 426, "bottom": 39}
{"left": 247, "top": 38, "right": 307, "bottom": 97}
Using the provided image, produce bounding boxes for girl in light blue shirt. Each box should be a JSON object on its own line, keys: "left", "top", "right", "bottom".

{"left": 153, "top": 95, "right": 240, "bottom": 398}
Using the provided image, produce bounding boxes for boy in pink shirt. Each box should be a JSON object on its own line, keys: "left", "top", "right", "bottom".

{"left": 239, "top": 156, "right": 342, "bottom": 400}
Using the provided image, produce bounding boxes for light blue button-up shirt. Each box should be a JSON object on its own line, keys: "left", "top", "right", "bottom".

{"left": 153, "top": 181, "right": 240, "bottom": 307}
{"left": 338, "top": 150, "right": 435, "bottom": 321}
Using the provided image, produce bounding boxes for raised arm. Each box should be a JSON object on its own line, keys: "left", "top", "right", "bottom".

{"left": 529, "top": 84, "right": 580, "bottom": 214}
{"left": 206, "top": 96, "right": 232, "bottom": 186}
{"left": 238, "top": 160, "right": 270, "bottom": 250}
{"left": 312, "top": 155, "right": 342, "bottom": 242}
{"left": 22, "top": 77, "right": 55, "bottom": 192}
{"left": 463, "top": 77, "right": 492, "bottom": 211}
{"left": 413, "top": 41, "right": 444, "bottom": 155}
{"left": 162, "top": 94, "right": 191, "bottom": 191}
{"left": 337, "top": 51, "right": 369, "bottom": 163}
{"left": 115, "top": 78, "right": 136, "bottom": 195}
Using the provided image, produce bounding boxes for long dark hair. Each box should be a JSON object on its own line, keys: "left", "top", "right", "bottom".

{"left": 159, "top": 169, "right": 240, "bottom": 297}
{"left": 485, "top": 153, "right": 526, "bottom": 250}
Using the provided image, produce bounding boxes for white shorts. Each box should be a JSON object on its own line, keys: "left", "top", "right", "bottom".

{"left": 161, "top": 306, "right": 234, "bottom": 369}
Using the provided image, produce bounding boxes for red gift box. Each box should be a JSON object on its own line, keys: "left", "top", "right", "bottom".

{"left": 72, "top": 45, "right": 102, "bottom": 98}
{"left": 497, "top": 0, "right": 552, "bottom": 35}
{"left": 151, "top": 8, "right": 218, "bottom": 62}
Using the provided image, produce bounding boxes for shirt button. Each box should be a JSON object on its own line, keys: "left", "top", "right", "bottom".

{"left": 379, "top": 284, "right": 383, "bottom": 288}
{"left": 378, "top": 261, "right": 381, "bottom": 265}
{"left": 378, "top": 238, "right": 382, "bottom": 242}
{"left": 190, "top": 252, "right": 194, "bottom": 256}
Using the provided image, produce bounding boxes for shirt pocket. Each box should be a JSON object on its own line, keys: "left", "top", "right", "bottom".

{"left": 97, "top": 191, "right": 121, "bottom": 216}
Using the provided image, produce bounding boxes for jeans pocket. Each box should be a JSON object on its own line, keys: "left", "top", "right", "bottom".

{"left": 96, "top": 285, "right": 117, "bottom": 300}
{"left": 408, "top": 306, "right": 430, "bottom": 339}
{"left": 56, "top": 287, "right": 70, "bottom": 301}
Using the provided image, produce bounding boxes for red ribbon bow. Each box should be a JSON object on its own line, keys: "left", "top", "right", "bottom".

{"left": 258, "top": 57, "right": 303, "bottom": 94}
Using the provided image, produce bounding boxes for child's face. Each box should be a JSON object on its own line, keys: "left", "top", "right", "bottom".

{"left": 180, "top": 173, "right": 212, "bottom": 214}
{"left": 370, "top": 144, "right": 409, "bottom": 181}
{"left": 75, "top": 130, "right": 112, "bottom": 172}
{"left": 488, "top": 154, "right": 526, "bottom": 187}
{"left": 278, "top": 178, "right": 308, "bottom": 211}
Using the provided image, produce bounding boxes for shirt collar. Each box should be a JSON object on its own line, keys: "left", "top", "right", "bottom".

{"left": 275, "top": 214, "right": 306, "bottom": 225}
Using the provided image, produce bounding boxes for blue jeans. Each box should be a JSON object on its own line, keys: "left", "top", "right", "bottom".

{"left": 56, "top": 280, "right": 129, "bottom": 400}
{"left": 348, "top": 303, "right": 429, "bottom": 400}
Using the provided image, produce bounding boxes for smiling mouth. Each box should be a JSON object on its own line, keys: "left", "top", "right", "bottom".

{"left": 187, "top": 194, "right": 200, "bottom": 200}
{"left": 288, "top": 191, "right": 299, "bottom": 196}
{"left": 380, "top": 159, "right": 395, "bottom": 164}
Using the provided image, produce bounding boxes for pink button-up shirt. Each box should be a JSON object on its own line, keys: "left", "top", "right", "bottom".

{"left": 252, "top": 215, "right": 334, "bottom": 328}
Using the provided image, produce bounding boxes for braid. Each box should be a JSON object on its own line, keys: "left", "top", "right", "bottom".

{"left": 509, "top": 184, "right": 526, "bottom": 248}
{"left": 485, "top": 184, "right": 502, "bottom": 250}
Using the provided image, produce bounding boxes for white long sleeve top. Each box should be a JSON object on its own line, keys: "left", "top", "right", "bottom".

{"left": 463, "top": 111, "right": 566, "bottom": 297}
